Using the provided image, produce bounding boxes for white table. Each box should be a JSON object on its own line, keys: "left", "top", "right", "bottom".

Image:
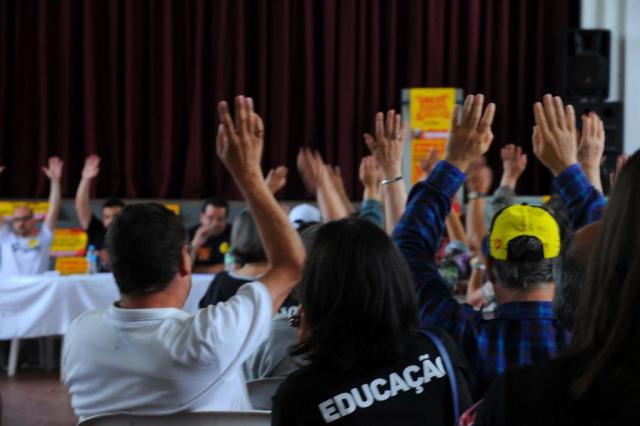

{"left": 0, "top": 273, "right": 214, "bottom": 376}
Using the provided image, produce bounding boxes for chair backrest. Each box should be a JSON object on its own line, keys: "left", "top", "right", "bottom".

{"left": 79, "top": 410, "right": 271, "bottom": 426}
{"left": 246, "top": 377, "right": 285, "bottom": 411}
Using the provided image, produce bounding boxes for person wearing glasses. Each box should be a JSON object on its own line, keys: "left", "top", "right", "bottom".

{"left": 0, "top": 157, "right": 63, "bottom": 275}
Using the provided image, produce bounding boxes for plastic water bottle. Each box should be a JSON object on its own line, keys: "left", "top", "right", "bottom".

{"left": 86, "top": 245, "right": 98, "bottom": 274}
{"left": 224, "top": 250, "right": 236, "bottom": 272}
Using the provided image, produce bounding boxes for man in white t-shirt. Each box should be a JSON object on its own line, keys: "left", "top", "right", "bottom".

{"left": 0, "top": 157, "right": 64, "bottom": 275}
{"left": 63, "top": 96, "right": 305, "bottom": 421}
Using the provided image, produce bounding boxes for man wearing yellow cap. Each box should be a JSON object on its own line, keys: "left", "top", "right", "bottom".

{"left": 394, "top": 94, "right": 606, "bottom": 397}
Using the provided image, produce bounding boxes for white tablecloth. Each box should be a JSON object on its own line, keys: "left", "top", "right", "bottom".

{"left": 0, "top": 273, "right": 214, "bottom": 340}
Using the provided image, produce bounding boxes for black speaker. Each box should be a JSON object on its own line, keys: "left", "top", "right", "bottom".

{"left": 562, "top": 29, "right": 610, "bottom": 101}
{"left": 573, "top": 101, "right": 623, "bottom": 186}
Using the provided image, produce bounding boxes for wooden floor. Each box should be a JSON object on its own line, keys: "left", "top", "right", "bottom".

{"left": 0, "top": 370, "right": 77, "bottom": 426}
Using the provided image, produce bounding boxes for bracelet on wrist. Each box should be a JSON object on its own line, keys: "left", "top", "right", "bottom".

{"left": 467, "top": 191, "right": 486, "bottom": 201}
{"left": 381, "top": 176, "right": 403, "bottom": 186}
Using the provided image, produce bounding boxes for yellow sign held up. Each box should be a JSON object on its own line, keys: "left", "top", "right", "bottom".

{"left": 55, "top": 257, "right": 89, "bottom": 275}
{"left": 51, "top": 228, "right": 89, "bottom": 257}
{"left": 404, "top": 88, "right": 462, "bottom": 184}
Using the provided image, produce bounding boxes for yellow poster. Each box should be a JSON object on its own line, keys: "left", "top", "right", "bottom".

{"left": 408, "top": 88, "right": 461, "bottom": 184}
{"left": 55, "top": 257, "right": 89, "bottom": 275}
{"left": 51, "top": 228, "right": 89, "bottom": 257}
{"left": 0, "top": 201, "right": 50, "bottom": 220}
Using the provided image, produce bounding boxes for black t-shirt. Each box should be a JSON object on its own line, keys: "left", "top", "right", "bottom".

{"left": 272, "top": 328, "right": 473, "bottom": 426}
{"left": 475, "top": 353, "right": 640, "bottom": 426}
{"left": 188, "top": 224, "right": 232, "bottom": 267}
{"left": 198, "top": 270, "right": 298, "bottom": 315}
{"left": 86, "top": 214, "right": 106, "bottom": 250}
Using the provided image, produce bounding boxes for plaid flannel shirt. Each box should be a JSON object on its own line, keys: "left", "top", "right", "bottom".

{"left": 393, "top": 160, "right": 604, "bottom": 398}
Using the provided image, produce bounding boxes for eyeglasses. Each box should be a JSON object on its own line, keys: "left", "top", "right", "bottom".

{"left": 12, "top": 215, "right": 33, "bottom": 223}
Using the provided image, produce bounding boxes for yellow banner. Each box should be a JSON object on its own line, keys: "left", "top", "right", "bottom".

{"left": 408, "top": 88, "right": 459, "bottom": 184}
{"left": 51, "top": 228, "right": 89, "bottom": 257}
{"left": 0, "top": 201, "right": 50, "bottom": 220}
{"left": 55, "top": 257, "right": 89, "bottom": 275}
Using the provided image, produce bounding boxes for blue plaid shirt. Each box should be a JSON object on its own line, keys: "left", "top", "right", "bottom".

{"left": 393, "top": 161, "right": 604, "bottom": 398}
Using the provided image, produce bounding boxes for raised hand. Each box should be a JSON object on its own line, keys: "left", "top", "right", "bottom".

{"left": 217, "top": 95, "right": 264, "bottom": 179}
{"left": 82, "top": 155, "right": 101, "bottom": 180}
{"left": 419, "top": 149, "right": 440, "bottom": 180}
{"left": 359, "top": 155, "right": 380, "bottom": 189}
{"left": 532, "top": 94, "right": 577, "bottom": 176}
{"left": 578, "top": 112, "right": 605, "bottom": 191}
{"left": 500, "top": 144, "right": 527, "bottom": 189}
{"left": 466, "top": 157, "right": 493, "bottom": 194}
{"left": 297, "top": 147, "right": 320, "bottom": 195}
{"left": 364, "top": 109, "right": 406, "bottom": 179}
{"left": 265, "top": 166, "right": 288, "bottom": 194}
{"left": 445, "top": 94, "right": 496, "bottom": 172}
{"left": 42, "top": 156, "right": 64, "bottom": 181}
{"left": 578, "top": 112, "right": 605, "bottom": 169}
{"left": 328, "top": 165, "right": 346, "bottom": 195}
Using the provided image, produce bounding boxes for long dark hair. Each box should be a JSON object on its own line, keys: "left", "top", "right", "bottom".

{"left": 571, "top": 151, "right": 640, "bottom": 396}
{"left": 292, "top": 218, "right": 418, "bottom": 370}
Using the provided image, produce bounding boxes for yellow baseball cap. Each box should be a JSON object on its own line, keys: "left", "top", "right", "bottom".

{"left": 488, "top": 204, "right": 561, "bottom": 261}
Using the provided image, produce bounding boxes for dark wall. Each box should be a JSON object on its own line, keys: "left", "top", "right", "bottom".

{"left": 0, "top": 0, "right": 580, "bottom": 199}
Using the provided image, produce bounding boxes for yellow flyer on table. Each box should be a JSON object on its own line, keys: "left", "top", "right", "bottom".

{"left": 55, "top": 257, "right": 89, "bottom": 275}
{"left": 51, "top": 228, "right": 89, "bottom": 257}
{"left": 404, "top": 88, "right": 462, "bottom": 184}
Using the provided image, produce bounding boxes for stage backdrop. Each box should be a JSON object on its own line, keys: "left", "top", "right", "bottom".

{"left": 0, "top": 0, "right": 579, "bottom": 199}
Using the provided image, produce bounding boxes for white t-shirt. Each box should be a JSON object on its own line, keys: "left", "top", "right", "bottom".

{"left": 0, "top": 223, "right": 53, "bottom": 275}
{"left": 63, "top": 281, "right": 273, "bottom": 421}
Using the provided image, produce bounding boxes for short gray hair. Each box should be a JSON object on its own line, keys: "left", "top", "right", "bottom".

{"left": 491, "top": 236, "right": 554, "bottom": 291}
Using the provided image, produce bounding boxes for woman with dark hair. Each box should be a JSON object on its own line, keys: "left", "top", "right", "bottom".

{"left": 474, "top": 157, "right": 640, "bottom": 423}
{"left": 199, "top": 209, "right": 298, "bottom": 313}
{"left": 271, "top": 218, "right": 472, "bottom": 425}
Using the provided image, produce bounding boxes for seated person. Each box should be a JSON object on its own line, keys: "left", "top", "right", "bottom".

{"left": 189, "top": 196, "right": 231, "bottom": 273}
{"left": 199, "top": 208, "right": 298, "bottom": 315}
{"left": 272, "top": 219, "right": 473, "bottom": 426}
{"left": 74, "top": 155, "right": 125, "bottom": 271}
{"left": 0, "top": 157, "right": 63, "bottom": 275}
{"left": 63, "top": 96, "right": 304, "bottom": 420}
{"left": 273, "top": 95, "right": 471, "bottom": 426}
{"left": 475, "top": 149, "right": 640, "bottom": 426}
{"left": 243, "top": 224, "right": 321, "bottom": 382}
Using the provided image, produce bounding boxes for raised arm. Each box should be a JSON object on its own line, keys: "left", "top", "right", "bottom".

{"left": 393, "top": 94, "right": 495, "bottom": 333}
{"left": 465, "top": 158, "right": 492, "bottom": 253}
{"left": 532, "top": 95, "right": 606, "bottom": 228}
{"left": 217, "top": 96, "right": 305, "bottom": 314}
{"left": 75, "top": 155, "right": 100, "bottom": 229}
{"left": 489, "top": 144, "right": 527, "bottom": 220}
{"left": 43, "top": 156, "right": 63, "bottom": 231}
{"left": 265, "top": 166, "right": 289, "bottom": 195}
{"left": 577, "top": 112, "right": 605, "bottom": 193}
{"left": 357, "top": 155, "right": 384, "bottom": 227}
{"left": 328, "top": 165, "right": 356, "bottom": 215}
{"left": 364, "top": 109, "right": 407, "bottom": 234}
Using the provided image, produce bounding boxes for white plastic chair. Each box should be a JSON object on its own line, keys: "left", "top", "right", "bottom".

{"left": 246, "top": 377, "right": 285, "bottom": 411}
{"left": 79, "top": 410, "right": 271, "bottom": 426}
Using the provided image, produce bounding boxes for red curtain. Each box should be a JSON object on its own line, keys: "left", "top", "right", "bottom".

{"left": 0, "top": 0, "right": 579, "bottom": 199}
